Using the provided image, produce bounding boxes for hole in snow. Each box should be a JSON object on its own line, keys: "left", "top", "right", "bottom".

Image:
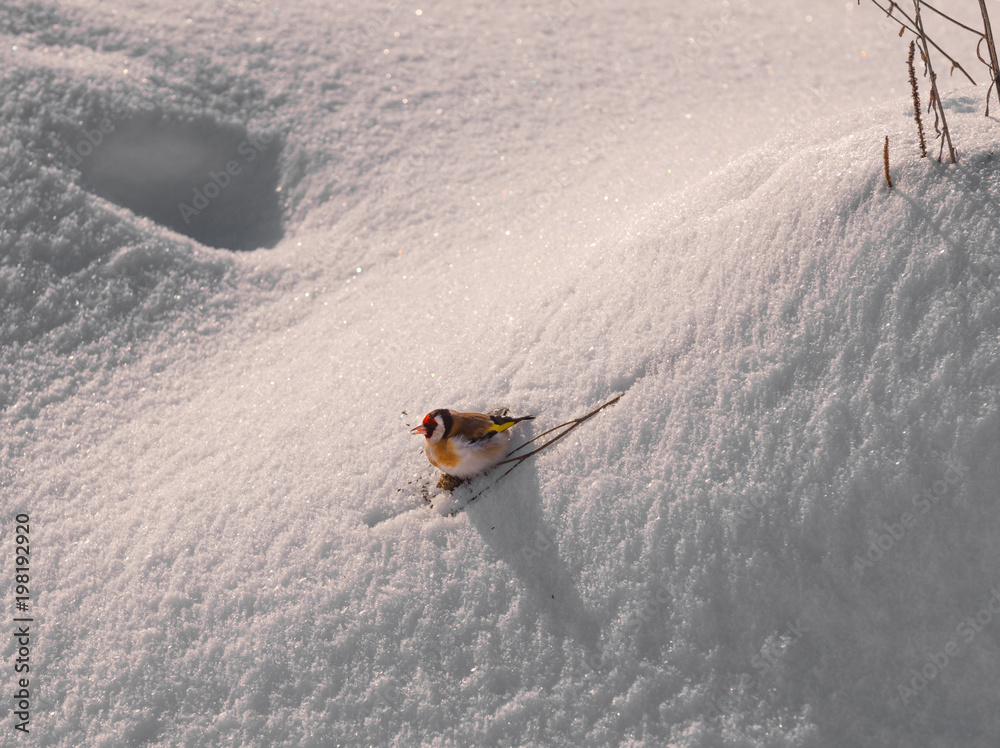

{"left": 75, "top": 113, "right": 283, "bottom": 251}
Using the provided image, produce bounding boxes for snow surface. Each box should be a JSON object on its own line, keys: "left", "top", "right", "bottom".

{"left": 2, "top": 0, "right": 1000, "bottom": 746}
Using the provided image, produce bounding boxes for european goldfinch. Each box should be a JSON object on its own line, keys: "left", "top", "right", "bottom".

{"left": 411, "top": 408, "right": 535, "bottom": 479}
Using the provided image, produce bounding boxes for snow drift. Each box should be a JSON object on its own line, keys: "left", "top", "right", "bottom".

{"left": 5, "top": 99, "right": 1000, "bottom": 745}
{"left": 2, "top": 2, "right": 999, "bottom": 746}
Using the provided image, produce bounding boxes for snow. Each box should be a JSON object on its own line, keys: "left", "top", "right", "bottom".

{"left": 2, "top": 0, "right": 1000, "bottom": 745}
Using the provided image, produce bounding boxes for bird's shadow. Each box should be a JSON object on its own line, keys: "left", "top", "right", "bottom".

{"left": 461, "top": 458, "right": 602, "bottom": 657}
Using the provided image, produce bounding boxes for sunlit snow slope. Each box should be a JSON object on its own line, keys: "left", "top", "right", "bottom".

{"left": 2, "top": 1, "right": 999, "bottom": 747}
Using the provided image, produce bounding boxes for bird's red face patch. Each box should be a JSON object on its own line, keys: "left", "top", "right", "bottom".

{"left": 410, "top": 409, "right": 450, "bottom": 441}
{"left": 421, "top": 414, "right": 439, "bottom": 437}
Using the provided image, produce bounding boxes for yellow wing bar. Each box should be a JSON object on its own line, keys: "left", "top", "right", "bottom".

{"left": 487, "top": 420, "right": 518, "bottom": 434}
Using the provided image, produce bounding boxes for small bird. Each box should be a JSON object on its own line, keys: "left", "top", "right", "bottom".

{"left": 411, "top": 408, "right": 535, "bottom": 480}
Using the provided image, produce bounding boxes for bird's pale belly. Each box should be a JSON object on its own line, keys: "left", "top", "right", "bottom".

{"left": 426, "top": 439, "right": 461, "bottom": 470}
{"left": 425, "top": 434, "right": 510, "bottom": 478}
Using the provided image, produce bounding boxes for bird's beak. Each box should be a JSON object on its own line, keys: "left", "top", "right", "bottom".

{"left": 410, "top": 424, "right": 427, "bottom": 436}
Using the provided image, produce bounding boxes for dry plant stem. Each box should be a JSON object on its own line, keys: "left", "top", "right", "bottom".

{"left": 884, "top": 136, "right": 894, "bottom": 188}
{"left": 867, "top": 0, "right": 977, "bottom": 84}
{"left": 914, "top": 0, "right": 957, "bottom": 163}
{"left": 447, "top": 394, "right": 623, "bottom": 515}
{"left": 978, "top": 0, "right": 1000, "bottom": 112}
{"left": 922, "top": 0, "right": 987, "bottom": 36}
{"left": 909, "top": 40, "right": 928, "bottom": 156}
{"left": 499, "top": 394, "right": 622, "bottom": 465}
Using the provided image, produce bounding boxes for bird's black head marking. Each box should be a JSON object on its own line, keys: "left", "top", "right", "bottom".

{"left": 424, "top": 409, "right": 453, "bottom": 439}
{"left": 424, "top": 408, "right": 455, "bottom": 439}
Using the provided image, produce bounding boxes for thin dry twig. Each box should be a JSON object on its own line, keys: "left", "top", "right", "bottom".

{"left": 913, "top": 0, "right": 957, "bottom": 163}
{"left": 977, "top": 0, "right": 1000, "bottom": 113}
{"left": 447, "top": 394, "right": 623, "bottom": 515}
{"left": 867, "top": 0, "right": 1000, "bottom": 120}
{"left": 865, "top": 0, "right": 978, "bottom": 84}
{"left": 921, "top": 0, "right": 987, "bottom": 37}
{"left": 499, "top": 394, "right": 622, "bottom": 465}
